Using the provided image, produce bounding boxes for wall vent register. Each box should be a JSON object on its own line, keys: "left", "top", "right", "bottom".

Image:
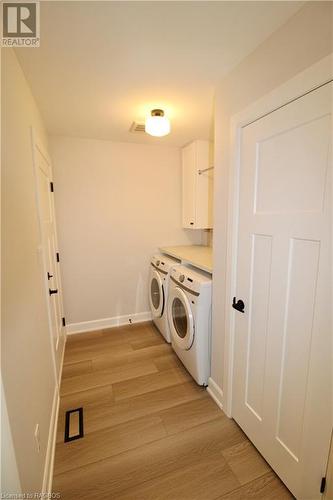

{"left": 64, "top": 408, "right": 84, "bottom": 443}
{"left": 130, "top": 122, "right": 146, "bottom": 133}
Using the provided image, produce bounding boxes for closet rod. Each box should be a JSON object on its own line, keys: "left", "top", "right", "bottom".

{"left": 198, "top": 166, "right": 214, "bottom": 175}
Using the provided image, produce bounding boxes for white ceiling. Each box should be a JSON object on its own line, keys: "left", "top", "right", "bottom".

{"left": 16, "top": 1, "right": 303, "bottom": 147}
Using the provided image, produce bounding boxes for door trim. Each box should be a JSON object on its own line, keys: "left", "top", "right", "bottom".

{"left": 223, "top": 53, "right": 333, "bottom": 419}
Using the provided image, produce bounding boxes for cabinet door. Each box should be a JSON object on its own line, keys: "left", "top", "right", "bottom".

{"left": 182, "top": 142, "right": 196, "bottom": 228}
{"left": 195, "top": 140, "right": 213, "bottom": 229}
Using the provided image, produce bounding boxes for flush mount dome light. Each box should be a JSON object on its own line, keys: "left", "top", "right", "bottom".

{"left": 145, "top": 109, "right": 170, "bottom": 137}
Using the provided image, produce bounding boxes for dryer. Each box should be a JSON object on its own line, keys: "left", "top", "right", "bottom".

{"left": 167, "top": 264, "right": 212, "bottom": 385}
{"left": 149, "top": 254, "right": 180, "bottom": 342}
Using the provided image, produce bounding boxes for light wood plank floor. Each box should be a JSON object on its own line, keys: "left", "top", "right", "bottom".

{"left": 53, "top": 322, "right": 293, "bottom": 499}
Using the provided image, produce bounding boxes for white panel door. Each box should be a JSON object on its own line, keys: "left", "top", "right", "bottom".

{"left": 34, "top": 144, "right": 65, "bottom": 382}
{"left": 233, "top": 83, "right": 332, "bottom": 499}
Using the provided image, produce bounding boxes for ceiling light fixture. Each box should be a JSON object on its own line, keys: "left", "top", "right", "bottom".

{"left": 145, "top": 109, "right": 170, "bottom": 137}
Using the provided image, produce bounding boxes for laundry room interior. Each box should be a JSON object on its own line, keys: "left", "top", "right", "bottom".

{"left": 2, "top": 1, "right": 333, "bottom": 499}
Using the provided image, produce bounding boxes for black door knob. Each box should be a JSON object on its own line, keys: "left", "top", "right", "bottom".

{"left": 49, "top": 289, "right": 58, "bottom": 296}
{"left": 232, "top": 297, "right": 245, "bottom": 313}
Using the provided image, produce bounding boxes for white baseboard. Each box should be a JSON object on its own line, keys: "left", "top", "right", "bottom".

{"left": 66, "top": 311, "right": 153, "bottom": 335}
{"left": 207, "top": 377, "right": 224, "bottom": 411}
{"left": 42, "top": 385, "right": 60, "bottom": 494}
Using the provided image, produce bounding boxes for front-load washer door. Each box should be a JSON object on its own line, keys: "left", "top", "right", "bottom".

{"left": 168, "top": 287, "right": 194, "bottom": 350}
{"left": 149, "top": 269, "right": 164, "bottom": 318}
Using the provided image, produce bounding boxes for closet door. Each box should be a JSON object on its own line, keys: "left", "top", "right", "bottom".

{"left": 34, "top": 139, "right": 66, "bottom": 384}
{"left": 233, "top": 82, "right": 332, "bottom": 499}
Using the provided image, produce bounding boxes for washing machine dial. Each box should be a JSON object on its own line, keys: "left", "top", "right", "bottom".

{"left": 179, "top": 274, "right": 185, "bottom": 283}
{"left": 156, "top": 260, "right": 160, "bottom": 266}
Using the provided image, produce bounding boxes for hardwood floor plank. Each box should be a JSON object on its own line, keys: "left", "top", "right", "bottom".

{"left": 116, "top": 451, "right": 240, "bottom": 500}
{"left": 217, "top": 471, "right": 294, "bottom": 499}
{"left": 158, "top": 395, "right": 224, "bottom": 435}
{"left": 130, "top": 334, "right": 165, "bottom": 350}
{"left": 101, "top": 323, "right": 161, "bottom": 343}
{"left": 91, "top": 343, "right": 172, "bottom": 372}
{"left": 64, "top": 341, "right": 133, "bottom": 364}
{"left": 60, "top": 359, "right": 158, "bottom": 395}
{"left": 153, "top": 353, "right": 184, "bottom": 371}
{"left": 53, "top": 417, "right": 245, "bottom": 499}
{"left": 66, "top": 330, "right": 104, "bottom": 345}
{"left": 57, "top": 382, "right": 206, "bottom": 440}
{"left": 64, "top": 326, "right": 160, "bottom": 357}
{"left": 59, "top": 384, "right": 113, "bottom": 413}
{"left": 62, "top": 359, "right": 92, "bottom": 379}
{"left": 221, "top": 440, "right": 271, "bottom": 485}
{"left": 54, "top": 414, "right": 167, "bottom": 475}
{"left": 101, "top": 321, "right": 153, "bottom": 337}
{"left": 113, "top": 367, "right": 192, "bottom": 401}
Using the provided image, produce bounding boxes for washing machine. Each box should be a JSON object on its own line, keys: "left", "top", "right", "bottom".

{"left": 149, "top": 254, "right": 180, "bottom": 342}
{"left": 167, "top": 264, "right": 212, "bottom": 385}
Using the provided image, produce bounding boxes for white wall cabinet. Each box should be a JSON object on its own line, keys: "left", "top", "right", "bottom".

{"left": 182, "top": 140, "right": 213, "bottom": 229}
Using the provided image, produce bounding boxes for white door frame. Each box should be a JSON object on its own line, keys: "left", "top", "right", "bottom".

{"left": 31, "top": 128, "right": 66, "bottom": 388}
{"left": 223, "top": 54, "right": 333, "bottom": 418}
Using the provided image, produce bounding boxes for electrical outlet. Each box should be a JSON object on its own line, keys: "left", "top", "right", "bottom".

{"left": 34, "top": 424, "right": 40, "bottom": 453}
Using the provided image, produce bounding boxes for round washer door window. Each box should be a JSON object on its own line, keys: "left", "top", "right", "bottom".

{"left": 172, "top": 298, "right": 188, "bottom": 338}
{"left": 149, "top": 270, "right": 164, "bottom": 318}
{"left": 168, "top": 287, "right": 194, "bottom": 350}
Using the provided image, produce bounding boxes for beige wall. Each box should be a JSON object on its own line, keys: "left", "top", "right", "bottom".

{"left": 211, "top": 1, "right": 333, "bottom": 395}
{"left": 1, "top": 378, "right": 21, "bottom": 493}
{"left": 50, "top": 136, "right": 203, "bottom": 326}
{"left": 1, "top": 49, "right": 56, "bottom": 492}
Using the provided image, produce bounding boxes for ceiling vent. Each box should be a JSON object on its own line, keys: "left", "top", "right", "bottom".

{"left": 130, "top": 122, "right": 146, "bottom": 133}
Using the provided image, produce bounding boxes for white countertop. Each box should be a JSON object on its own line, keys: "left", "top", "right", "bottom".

{"left": 159, "top": 245, "right": 213, "bottom": 274}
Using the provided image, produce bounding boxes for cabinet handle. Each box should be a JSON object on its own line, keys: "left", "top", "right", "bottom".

{"left": 49, "top": 289, "right": 58, "bottom": 296}
{"left": 190, "top": 222, "right": 194, "bottom": 225}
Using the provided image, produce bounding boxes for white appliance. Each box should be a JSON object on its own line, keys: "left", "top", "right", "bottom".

{"left": 149, "top": 254, "right": 180, "bottom": 342}
{"left": 167, "top": 264, "right": 212, "bottom": 385}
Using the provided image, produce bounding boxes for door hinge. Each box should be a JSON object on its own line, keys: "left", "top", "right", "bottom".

{"left": 62, "top": 317, "right": 66, "bottom": 327}
{"left": 320, "top": 477, "right": 326, "bottom": 494}
{"left": 56, "top": 252, "right": 60, "bottom": 262}
{"left": 50, "top": 182, "right": 54, "bottom": 192}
